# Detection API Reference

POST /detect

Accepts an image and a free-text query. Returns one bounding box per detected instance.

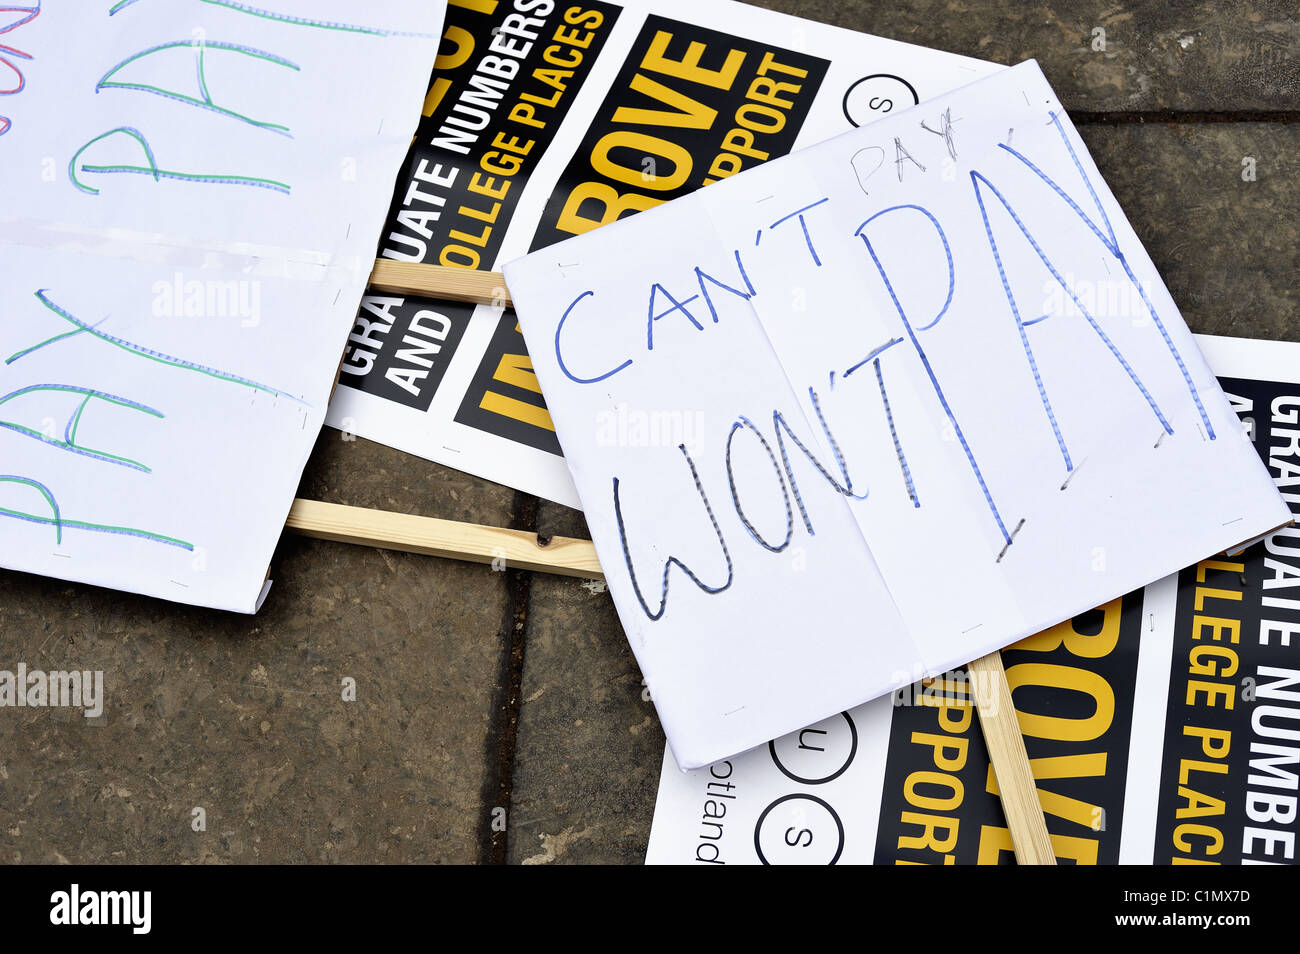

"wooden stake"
[348,261,1058,864]
[968,651,1056,864]
[369,259,510,307]
[285,498,600,577]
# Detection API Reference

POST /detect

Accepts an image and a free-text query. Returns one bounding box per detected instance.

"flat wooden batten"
[286,498,601,578]
[968,652,1057,865]
[368,259,511,307]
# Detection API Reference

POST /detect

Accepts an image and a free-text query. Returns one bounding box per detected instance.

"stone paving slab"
[750,0,1298,113]
[506,570,663,865]
[1078,122,1299,338]
[0,437,517,864]
[300,431,521,527]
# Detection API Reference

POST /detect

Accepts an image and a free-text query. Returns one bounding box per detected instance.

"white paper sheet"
[0,1,443,611]
[504,61,1292,769]
[323,0,1001,508]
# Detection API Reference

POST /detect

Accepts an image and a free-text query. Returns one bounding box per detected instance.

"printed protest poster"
[325,0,999,507]
[0,1,443,611]
[646,335,1300,864]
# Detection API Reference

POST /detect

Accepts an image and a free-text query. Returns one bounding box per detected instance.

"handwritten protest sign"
[0,1,441,611]
[504,61,1292,769]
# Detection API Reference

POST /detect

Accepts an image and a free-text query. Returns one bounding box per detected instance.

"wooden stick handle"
[369,259,510,307]
[967,651,1056,865]
[285,498,600,578]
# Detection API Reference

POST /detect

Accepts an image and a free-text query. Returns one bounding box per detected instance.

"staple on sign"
[995,519,1027,563]
[1059,458,1087,490]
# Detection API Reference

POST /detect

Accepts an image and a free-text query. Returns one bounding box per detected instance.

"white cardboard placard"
[504,61,1291,768]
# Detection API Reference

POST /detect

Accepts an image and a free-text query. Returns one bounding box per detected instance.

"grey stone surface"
[0,437,516,864]
[301,430,520,526]
[1077,122,1300,339]
[536,499,591,544]
[506,573,663,865]
[746,0,1299,112]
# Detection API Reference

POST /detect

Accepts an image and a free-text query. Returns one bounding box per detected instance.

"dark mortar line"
[1070,109,1300,125]
[478,489,538,865]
